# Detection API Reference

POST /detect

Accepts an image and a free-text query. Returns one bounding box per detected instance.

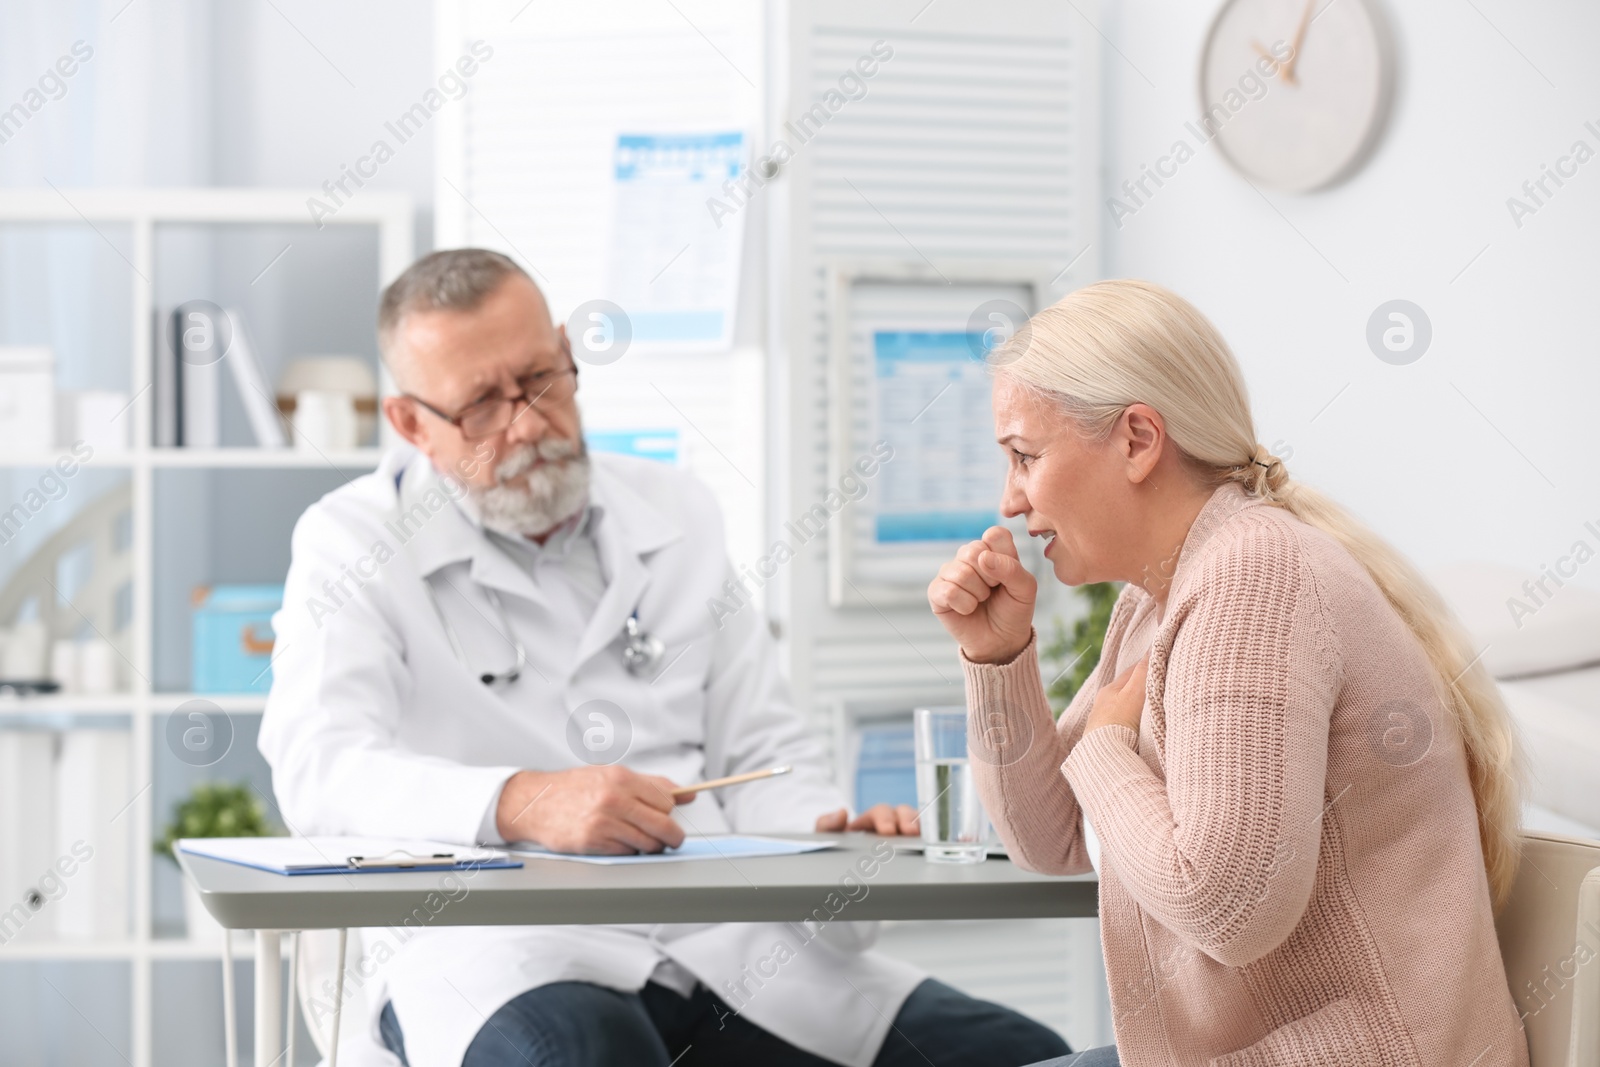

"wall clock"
[1199,0,1394,191]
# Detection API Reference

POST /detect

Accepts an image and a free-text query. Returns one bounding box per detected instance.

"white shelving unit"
[0,188,413,1067]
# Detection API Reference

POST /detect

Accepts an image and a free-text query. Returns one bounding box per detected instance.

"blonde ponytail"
[995,279,1524,908]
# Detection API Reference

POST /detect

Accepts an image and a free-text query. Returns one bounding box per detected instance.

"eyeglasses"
[405,365,578,441]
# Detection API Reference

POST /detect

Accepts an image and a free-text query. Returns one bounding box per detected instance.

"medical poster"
[603,131,747,353]
[872,331,1004,543]
[827,276,1037,604]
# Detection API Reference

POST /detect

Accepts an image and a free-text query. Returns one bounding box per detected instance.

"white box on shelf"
[56,390,131,453]
[54,728,131,940]
[0,346,56,453]
[2,619,50,680]
[0,729,60,945]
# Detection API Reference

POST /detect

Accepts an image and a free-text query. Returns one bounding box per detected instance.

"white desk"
[180,834,1098,1065]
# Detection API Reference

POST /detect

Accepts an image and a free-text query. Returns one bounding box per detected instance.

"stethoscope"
[398,466,667,685]
[424,578,666,686]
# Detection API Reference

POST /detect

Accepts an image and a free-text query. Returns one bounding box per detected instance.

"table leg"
[285,932,300,1067]
[329,928,348,1067]
[222,931,237,1067]
[255,930,282,1067]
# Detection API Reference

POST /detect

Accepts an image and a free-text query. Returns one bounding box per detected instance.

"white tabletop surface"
[177,833,1098,929]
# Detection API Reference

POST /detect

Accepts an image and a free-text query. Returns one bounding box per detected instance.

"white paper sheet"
[510,834,834,865]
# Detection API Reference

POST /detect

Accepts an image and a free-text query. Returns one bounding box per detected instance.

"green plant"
[154,781,278,861]
[1039,582,1121,717]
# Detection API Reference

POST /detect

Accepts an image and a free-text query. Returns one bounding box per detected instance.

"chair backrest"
[1496,831,1600,1067]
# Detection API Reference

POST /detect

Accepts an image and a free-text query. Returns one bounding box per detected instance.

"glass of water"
[913,706,989,863]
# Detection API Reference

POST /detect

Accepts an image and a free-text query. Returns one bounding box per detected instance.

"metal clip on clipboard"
[347,850,461,870]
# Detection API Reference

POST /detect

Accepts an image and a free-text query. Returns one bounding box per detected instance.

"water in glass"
[913,706,989,863]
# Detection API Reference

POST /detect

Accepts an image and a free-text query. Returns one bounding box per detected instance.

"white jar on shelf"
[293,389,360,452]
[49,639,80,692]
[277,355,378,447]
[78,639,119,695]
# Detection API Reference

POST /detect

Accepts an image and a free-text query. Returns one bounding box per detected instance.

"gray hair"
[377,248,534,368]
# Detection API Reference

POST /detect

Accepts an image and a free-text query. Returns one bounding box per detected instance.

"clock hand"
[1251,38,1293,83]
[1280,0,1317,83]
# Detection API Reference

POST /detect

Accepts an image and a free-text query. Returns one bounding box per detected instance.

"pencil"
[672,765,792,798]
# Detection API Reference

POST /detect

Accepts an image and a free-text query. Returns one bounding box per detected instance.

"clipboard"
[177,836,522,876]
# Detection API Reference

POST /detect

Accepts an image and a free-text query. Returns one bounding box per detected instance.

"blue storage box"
[191,584,283,694]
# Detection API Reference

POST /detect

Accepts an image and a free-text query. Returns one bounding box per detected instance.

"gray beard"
[475,438,591,538]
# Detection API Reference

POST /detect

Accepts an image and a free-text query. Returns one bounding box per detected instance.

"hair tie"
[1237,447,1288,500]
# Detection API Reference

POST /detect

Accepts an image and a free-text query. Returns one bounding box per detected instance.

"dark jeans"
[380,976,1071,1067]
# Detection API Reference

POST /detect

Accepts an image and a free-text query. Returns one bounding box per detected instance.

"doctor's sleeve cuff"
[426,763,523,847]
[475,772,516,846]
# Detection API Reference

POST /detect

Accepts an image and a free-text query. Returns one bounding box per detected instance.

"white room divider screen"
[773,0,1101,722]
[770,0,1108,1044]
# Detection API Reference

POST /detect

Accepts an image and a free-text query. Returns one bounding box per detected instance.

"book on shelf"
[154,307,179,448]
[224,310,287,447]
[157,304,287,448]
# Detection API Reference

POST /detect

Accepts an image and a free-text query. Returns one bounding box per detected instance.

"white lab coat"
[259,448,925,1067]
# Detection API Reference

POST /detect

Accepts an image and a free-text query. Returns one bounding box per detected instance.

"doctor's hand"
[815,804,919,836]
[928,526,1037,665]
[495,766,696,855]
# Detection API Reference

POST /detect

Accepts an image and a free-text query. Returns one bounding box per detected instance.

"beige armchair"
[1497,831,1600,1066]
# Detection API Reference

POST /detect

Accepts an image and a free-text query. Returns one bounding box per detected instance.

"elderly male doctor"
[259,250,1068,1067]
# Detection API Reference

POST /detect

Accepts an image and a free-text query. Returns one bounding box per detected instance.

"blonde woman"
[927,280,1527,1067]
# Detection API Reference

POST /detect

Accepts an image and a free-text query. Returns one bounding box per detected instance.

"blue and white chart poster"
[602,131,747,353]
[873,331,1005,543]
[585,428,681,465]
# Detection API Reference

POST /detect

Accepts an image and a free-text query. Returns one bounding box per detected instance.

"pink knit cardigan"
[964,483,1527,1067]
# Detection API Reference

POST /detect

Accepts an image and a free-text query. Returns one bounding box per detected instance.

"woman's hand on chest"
[1084,656,1148,738]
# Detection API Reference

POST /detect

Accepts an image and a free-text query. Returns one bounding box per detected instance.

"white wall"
[191,0,1600,596]
[1100,0,1600,588]
[9,0,1595,576]
[209,0,435,237]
